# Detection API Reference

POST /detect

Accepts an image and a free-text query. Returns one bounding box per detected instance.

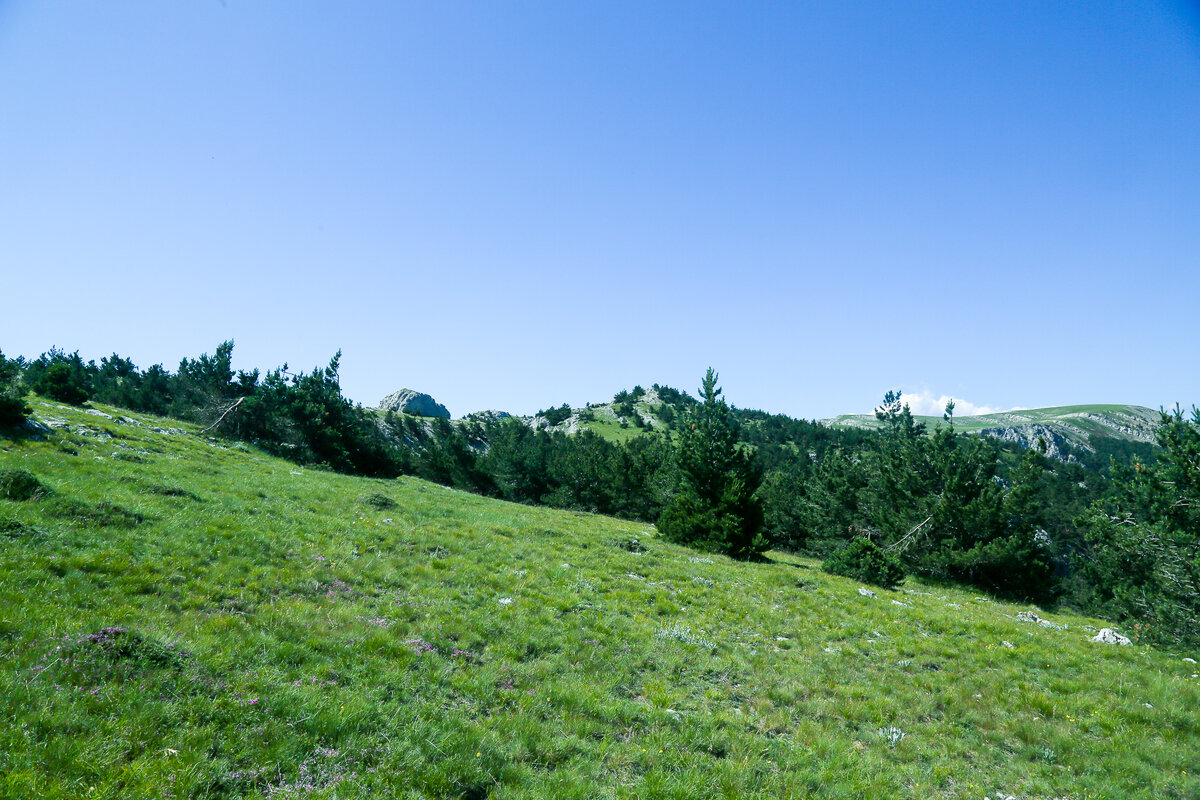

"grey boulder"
[379,389,450,419]
[1090,628,1132,645]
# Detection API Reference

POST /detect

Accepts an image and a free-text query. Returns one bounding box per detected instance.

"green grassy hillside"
[2,399,1197,799]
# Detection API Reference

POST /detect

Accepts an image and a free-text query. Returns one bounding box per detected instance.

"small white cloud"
[875,390,1011,417]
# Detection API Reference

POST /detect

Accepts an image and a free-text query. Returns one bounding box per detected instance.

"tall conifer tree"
[657,368,766,559]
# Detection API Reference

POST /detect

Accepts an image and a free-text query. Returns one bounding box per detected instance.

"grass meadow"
[1,399,1197,799]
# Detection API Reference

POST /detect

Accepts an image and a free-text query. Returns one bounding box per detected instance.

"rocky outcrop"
[530,408,588,434]
[977,423,1078,462]
[1078,409,1161,442]
[1015,610,1066,629]
[462,410,512,425]
[378,389,450,419]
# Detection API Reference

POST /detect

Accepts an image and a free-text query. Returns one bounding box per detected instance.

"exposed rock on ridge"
[977,423,1077,462]
[378,389,450,419]
[462,410,512,425]
[823,405,1162,463]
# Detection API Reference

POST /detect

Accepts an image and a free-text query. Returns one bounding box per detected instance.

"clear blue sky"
[2,1,1198,419]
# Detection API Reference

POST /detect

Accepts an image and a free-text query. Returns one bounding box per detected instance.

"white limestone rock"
[1090,628,1132,645]
[379,389,450,418]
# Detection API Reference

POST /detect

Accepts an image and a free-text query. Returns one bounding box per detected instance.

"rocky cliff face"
[976,423,1077,462]
[378,389,450,419]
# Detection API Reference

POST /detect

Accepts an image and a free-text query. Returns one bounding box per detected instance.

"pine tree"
[657,368,766,559]
[1075,405,1200,646]
[0,349,30,426]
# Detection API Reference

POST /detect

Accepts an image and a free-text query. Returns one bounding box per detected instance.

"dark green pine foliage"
[867,395,1053,600]
[798,393,1053,600]
[208,348,405,478]
[475,418,550,501]
[822,537,906,589]
[28,348,92,405]
[657,369,766,560]
[89,354,142,410]
[547,429,620,513]
[1074,406,1200,646]
[410,416,489,490]
[537,403,573,426]
[759,465,812,551]
[612,434,676,521]
[0,350,30,426]
[784,446,872,556]
[279,353,396,476]
[920,432,1053,600]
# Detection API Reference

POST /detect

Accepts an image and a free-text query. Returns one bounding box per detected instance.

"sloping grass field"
[1,399,1197,799]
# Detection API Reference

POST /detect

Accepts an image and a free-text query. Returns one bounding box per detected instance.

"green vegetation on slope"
[5,344,1195,647]
[2,399,1198,799]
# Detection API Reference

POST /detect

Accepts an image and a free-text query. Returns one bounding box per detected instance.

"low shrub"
[48,498,143,527]
[359,492,397,509]
[822,538,906,589]
[537,404,572,426]
[0,469,49,501]
[0,518,40,538]
[144,484,202,501]
[35,627,193,688]
[0,393,29,427]
[611,534,648,553]
[0,350,28,426]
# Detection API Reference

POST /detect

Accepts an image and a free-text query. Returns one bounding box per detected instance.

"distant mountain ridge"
[490,392,1163,457]
[513,395,1165,465]
[823,404,1162,461]
[380,385,1165,465]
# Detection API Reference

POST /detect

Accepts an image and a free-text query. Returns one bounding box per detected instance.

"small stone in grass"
[1091,628,1132,646]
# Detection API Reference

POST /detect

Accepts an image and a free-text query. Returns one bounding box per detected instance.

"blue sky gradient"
[2,1,1198,418]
